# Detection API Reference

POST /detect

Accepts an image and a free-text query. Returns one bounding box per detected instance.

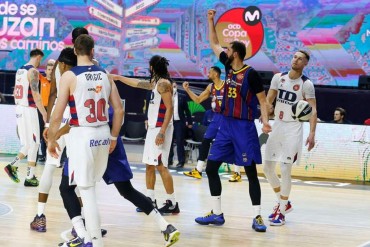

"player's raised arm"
[183,81,211,104]
[110,74,154,90]
[207,9,224,58]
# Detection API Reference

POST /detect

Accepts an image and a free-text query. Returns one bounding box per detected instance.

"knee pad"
[39,164,56,194]
[263,161,280,188]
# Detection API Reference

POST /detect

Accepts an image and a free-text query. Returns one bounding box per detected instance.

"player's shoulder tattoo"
[29,68,39,91]
[157,79,172,94]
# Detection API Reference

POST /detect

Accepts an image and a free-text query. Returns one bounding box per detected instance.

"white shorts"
[265,120,303,165]
[142,124,173,167]
[46,106,70,165]
[16,105,40,161]
[67,125,110,187]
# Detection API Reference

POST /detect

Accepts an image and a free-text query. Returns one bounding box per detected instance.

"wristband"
[44,123,50,128]
[110,135,118,141]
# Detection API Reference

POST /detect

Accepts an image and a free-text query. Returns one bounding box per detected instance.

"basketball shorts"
[204,113,223,140]
[103,136,133,184]
[67,125,110,187]
[265,120,303,165]
[142,124,173,167]
[16,105,40,162]
[208,117,262,166]
[64,137,133,184]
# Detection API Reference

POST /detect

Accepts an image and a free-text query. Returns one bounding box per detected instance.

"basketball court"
[0,145,369,247]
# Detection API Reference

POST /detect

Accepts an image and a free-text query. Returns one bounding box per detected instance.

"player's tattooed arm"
[29,68,47,122]
[137,80,155,90]
[30,69,40,92]
[111,74,154,90]
[157,80,172,94]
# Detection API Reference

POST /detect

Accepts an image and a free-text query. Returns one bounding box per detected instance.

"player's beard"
[225,55,234,68]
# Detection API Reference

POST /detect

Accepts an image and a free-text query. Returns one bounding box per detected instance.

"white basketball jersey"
[14,65,36,107]
[271,72,315,122]
[147,81,172,128]
[68,65,111,127]
[55,63,61,97]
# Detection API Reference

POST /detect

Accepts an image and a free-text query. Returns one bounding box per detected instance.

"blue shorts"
[204,113,223,140]
[208,117,262,166]
[63,137,133,184]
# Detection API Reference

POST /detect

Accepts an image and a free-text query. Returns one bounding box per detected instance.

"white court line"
[0,202,13,217]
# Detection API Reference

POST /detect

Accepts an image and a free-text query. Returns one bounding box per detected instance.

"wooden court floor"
[0,159,370,247]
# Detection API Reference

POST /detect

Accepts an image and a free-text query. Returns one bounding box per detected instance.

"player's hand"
[48,140,61,158]
[109,140,117,154]
[183,81,189,91]
[43,127,49,142]
[155,132,165,146]
[305,133,315,151]
[207,9,216,21]
[262,122,272,134]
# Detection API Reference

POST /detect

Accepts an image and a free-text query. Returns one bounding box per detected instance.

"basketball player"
[263,50,317,226]
[57,106,180,247]
[195,9,271,232]
[30,47,77,232]
[48,34,123,247]
[112,55,180,215]
[30,27,89,233]
[4,48,47,186]
[182,66,225,179]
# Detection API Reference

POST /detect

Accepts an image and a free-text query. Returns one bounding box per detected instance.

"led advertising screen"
[0,0,369,87]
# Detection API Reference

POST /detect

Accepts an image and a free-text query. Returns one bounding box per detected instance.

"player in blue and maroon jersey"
[195,9,272,232]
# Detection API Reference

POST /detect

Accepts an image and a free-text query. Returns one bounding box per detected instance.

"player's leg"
[270,162,293,226]
[24,107,41,186]
[156,163,179,214]
[183,137,212,178]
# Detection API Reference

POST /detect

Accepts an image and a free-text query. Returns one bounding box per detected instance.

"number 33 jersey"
[69,65,111,127]
[270,72,315,122]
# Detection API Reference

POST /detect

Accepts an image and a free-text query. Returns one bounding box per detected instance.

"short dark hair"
[230,41,246,60]
[58,47,77,67]
[30,48,44,57]
[74,34,94,56]
[72,27,89,44]
[298,50,310,61]
[210,66,221,76]
[335,107,346,117]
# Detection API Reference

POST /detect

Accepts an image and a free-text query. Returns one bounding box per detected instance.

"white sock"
[275,191,281,202]
[147,189,155,202]
[81,206,85,219]
[196,160,206,173]
[280,199,288,215]
[211,196,222,215]
[167,192,176,205]
[149,208,168,231]
[71,216,87,240]
[253,205,261,217]
[27,166,35,179]
[37,202,46,216]
[9,156,20,166]
[234,165,241,174]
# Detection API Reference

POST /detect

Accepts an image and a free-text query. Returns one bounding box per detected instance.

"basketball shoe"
[268,201,293,221]
[270,213,285,226]
[136,197,158,213]
[229,172,242,182]
[58,236,84,247]
[162,224,180,247]
[252,215,267,232]
[183,168,202,179]
[195,211,225,225]
[30,214,46,232]
[158,200,180,215]
[24,175,39,187]
[4,164,20,183]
